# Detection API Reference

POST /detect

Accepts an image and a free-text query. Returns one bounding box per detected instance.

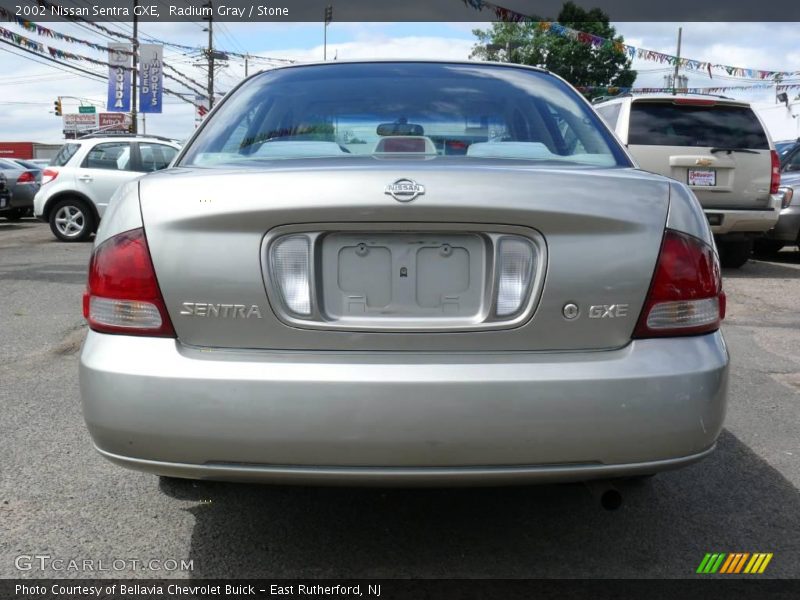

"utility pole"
[244,53,249,77]
[131,0,139,133]
[672,26,682,96]
[205,1,214,108]
[324,5,332,60]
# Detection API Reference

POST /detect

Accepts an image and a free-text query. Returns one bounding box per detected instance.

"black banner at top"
[1,0,800,22]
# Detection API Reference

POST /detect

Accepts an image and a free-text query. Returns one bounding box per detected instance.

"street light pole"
[131,0,139,133]
[324,5,333,60]
[206,2,215,108]
[672,27,682,96]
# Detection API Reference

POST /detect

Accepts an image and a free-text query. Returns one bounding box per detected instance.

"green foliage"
[470,1,636,99]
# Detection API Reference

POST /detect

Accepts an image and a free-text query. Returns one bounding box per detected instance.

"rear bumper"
[706,197,780,235]
[80,331,729,484]
[765,206,800,243]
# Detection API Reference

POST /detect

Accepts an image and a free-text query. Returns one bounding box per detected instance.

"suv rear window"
[629,102,769,149]
[181,63,629,168]
[51,143,81,167]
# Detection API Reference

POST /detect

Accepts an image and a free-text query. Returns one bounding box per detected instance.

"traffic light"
[54,98,62,116]
[324,5,333,25]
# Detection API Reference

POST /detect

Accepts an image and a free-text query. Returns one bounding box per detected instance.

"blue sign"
[106,44,132,112]
[139,44,163,114]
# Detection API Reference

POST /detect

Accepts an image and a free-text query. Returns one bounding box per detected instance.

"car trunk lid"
[140,159,670,352]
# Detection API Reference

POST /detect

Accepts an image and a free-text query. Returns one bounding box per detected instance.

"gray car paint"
[80,61,729,483]
[81,330,727,478]
[138,161,670,352]
[0,158,40,210]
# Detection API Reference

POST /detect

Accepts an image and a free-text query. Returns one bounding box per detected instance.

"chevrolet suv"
[33,135,180,241]
[595,95,781,268]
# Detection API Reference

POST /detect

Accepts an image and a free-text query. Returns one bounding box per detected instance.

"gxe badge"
[385,178,425,202]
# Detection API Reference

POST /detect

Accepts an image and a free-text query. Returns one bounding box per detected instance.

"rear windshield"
[629,102,769,149]
[181,63,628,168]
[51,143,81,167]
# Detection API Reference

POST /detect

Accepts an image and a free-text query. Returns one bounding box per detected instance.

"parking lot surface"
[1,219,799,579]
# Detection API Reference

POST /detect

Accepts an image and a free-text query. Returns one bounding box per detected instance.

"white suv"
[34,135,181,241]
[594,94,781,268]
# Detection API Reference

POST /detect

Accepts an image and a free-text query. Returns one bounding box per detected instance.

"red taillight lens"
[82,228,175,337]
[633,230,724,339]
[41,168,58,185]
[770,150,781,194]
[17,171,35,184]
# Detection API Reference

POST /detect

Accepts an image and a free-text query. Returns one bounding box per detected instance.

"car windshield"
[181,63,628,168]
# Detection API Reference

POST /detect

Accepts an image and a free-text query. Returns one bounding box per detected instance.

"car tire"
[49,198,95,242]
[752,240,784,257]
[4,208,25,221]
[719,240,752,269]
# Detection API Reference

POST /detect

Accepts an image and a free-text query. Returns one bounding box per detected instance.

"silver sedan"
[79,61,729,487]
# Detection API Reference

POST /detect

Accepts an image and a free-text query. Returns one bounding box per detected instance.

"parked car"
[80,61,729,489]
[0,157,41,220]
[0,172,11,217]
[33,135,181,241]
[775,139,799,158]
[26,158,51,168]
[595,94,782,268]
[755,142,800,254]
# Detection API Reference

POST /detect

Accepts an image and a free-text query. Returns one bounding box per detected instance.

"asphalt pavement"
[1,219,798,579]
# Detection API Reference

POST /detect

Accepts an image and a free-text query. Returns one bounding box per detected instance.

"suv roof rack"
[77,132,178,143]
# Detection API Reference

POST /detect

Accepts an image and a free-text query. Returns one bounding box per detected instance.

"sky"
[1,20,799,143]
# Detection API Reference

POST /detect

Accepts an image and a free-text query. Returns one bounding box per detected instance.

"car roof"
[596,93,750,108]
[253,59,551,76]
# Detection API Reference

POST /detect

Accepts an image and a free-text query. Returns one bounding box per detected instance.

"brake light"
[17,171,35,184]
[770,150,781,194]
[672,98,717,106]
[82,228,175,337]
[633,230,725,338]
[41,168,58,185]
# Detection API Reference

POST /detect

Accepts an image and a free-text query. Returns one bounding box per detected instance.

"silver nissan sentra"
[79,61,729,486]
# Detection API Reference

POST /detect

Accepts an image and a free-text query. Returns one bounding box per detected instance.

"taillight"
[17,171,35,184]
[41,168,58,185]
[770,150,781,194]
[82,228,175,337]
[633,230,725,339]
[780,187,794,209]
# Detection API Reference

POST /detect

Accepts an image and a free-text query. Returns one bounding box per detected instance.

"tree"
[470,1,636,99]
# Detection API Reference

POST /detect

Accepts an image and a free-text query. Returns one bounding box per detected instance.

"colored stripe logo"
[697,553,773,574]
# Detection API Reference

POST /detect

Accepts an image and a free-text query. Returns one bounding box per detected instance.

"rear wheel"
[753,239,784,257]
[49,198,95,242]
[719,239,752,269]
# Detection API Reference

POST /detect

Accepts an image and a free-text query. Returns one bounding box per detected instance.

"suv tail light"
[82,228,175,337]
[633,230,725,339]
[770,150,781,194]
[17,171,35,184]
[41,168,58,185]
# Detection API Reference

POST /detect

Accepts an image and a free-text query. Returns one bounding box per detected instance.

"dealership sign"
[139,44,163,113]
[107,43,132,112]
[63,113,132,135]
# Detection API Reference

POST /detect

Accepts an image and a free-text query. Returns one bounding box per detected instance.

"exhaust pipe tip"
[584,480,623,511]
[600,488,623,511]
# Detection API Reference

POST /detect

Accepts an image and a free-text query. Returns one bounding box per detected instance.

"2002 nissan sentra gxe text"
[79,61,729,486]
